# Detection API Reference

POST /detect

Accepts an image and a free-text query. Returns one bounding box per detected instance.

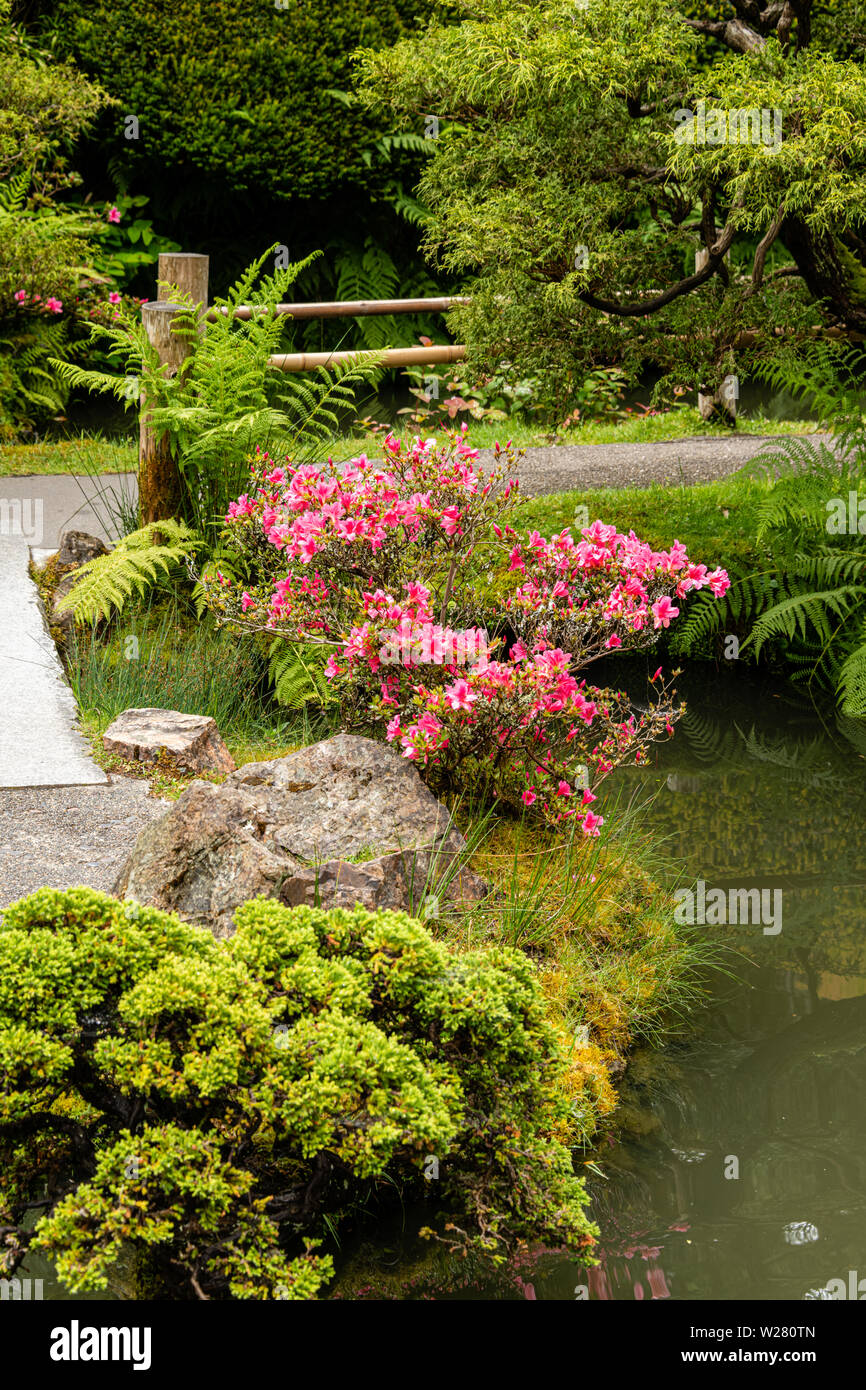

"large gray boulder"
[113,733,488,936]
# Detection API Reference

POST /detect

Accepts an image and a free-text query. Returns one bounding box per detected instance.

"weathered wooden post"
[157,252,209,313]
[138,254,209,523]
[139,303,188,524]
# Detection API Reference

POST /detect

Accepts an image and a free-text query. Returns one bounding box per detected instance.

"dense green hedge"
[40,0,433,203]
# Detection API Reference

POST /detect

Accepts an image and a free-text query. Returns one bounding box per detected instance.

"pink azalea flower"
[556,780,572,797]
[240,591,255,611]
[45,297,63,314]
[522,789,537,807]
[604,633,622,650]
[107,206,121,224]
[108,291,122,305]
[651,596,679,629]
[444,678,476,712]
[13,290,27,304]
[582,810,604,836]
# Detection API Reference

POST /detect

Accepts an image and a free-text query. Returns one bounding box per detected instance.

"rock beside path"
[113,733,489,936]
[103,708,237,775]
[56,530,109,570]
[46,530,110,643]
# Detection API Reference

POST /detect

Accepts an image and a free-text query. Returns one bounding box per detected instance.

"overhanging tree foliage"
[356,0,866,417]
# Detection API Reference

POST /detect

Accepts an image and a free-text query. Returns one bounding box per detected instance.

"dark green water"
[333,671,866,1301]
[508,674,866,1302]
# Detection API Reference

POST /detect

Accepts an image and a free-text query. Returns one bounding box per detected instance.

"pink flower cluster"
[13,291,62,314]
[234,433,493,564]
[507,522,729,653]
[203,431,729,829]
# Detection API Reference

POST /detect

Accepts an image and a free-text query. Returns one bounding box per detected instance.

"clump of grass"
[424,791,729,1145]
[67,597,335,755]
[450,790,721,1052]
[0,431,137,478]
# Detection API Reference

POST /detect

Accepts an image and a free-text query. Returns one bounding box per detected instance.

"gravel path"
[479,431,831,497]
[0,779,168,913]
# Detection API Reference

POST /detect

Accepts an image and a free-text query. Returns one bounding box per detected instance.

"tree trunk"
[782,216,866,333]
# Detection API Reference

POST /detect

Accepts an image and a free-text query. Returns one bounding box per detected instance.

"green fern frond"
[56,520,199,624]
[744,582,866,657]
[838,618,866,717]
[268,641,338,711]
[0,169,32,215]
[670,570,780,658]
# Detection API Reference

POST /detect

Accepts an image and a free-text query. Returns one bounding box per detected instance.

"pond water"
[332,668,866,1301]
[496,670,866,1302]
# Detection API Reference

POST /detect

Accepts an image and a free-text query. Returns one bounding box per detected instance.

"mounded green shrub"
[0,887,596,1299]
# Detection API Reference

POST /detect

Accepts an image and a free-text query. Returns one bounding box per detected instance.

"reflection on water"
[562,672,866,1302]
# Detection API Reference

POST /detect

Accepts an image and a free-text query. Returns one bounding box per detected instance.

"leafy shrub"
[202,429,730,824]
[0,5,111,433]
[0,888,597,1299]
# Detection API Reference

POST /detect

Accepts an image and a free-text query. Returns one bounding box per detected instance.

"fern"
[837,617,866,717]
[56,520,199,624]
[752,341,866,451]
[671,570,780,659]
[268,640,337,711]
[693,355,866,711]
[50,246,383,541]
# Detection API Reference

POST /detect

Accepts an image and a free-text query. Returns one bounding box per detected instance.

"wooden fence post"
[157,252,209,312]
[139,303,189,524]
[138,255,209,523]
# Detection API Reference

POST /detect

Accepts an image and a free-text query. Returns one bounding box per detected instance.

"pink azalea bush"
[202,429,730,831]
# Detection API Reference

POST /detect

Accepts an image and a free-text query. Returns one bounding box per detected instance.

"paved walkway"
[0,540,107,788]
[0,472,132,548]
[0,472,136,788]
